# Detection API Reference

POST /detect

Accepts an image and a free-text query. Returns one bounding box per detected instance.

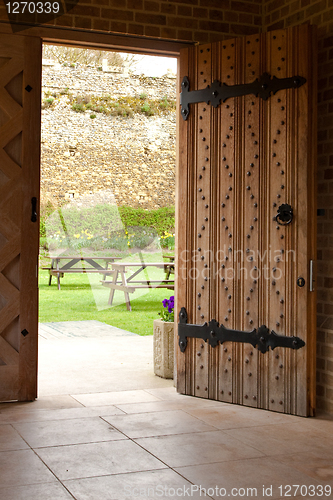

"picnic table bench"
[42,256,121,290]
[101,261,175,311]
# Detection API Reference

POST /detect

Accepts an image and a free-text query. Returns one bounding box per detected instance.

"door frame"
[0,23,317,407]
[0,21,188,399]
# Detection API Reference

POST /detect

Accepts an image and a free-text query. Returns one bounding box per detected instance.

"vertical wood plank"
[267,28,288,414]
[241,33,262,408]
[293,24,317,416]
[19,36,42,401]
[194,43,212,399]
[176,47,191,395]
[217,38,237,404]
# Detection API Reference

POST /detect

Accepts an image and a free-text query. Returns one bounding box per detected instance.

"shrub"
[42,204,175,251]
[42,97,55,109]
[72,102,85,112]
[118,206,175,235]
[159,232,175,250]
[68,94,176,118]
[141,102,153,116]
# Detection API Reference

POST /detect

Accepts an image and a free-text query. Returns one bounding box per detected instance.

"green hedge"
[43,204,175,240]
[118,206,175,235]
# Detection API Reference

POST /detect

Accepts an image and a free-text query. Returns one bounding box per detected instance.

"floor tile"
[135,430,264,468]
[144,387,229,405]
[115,397,230,415]
[36,439,167,480]
[64,469,209,500]
[103,409,217,438]
[0,449,57,488]
[0,483,73,500]
[183,404,300,430]
[224,422,333,456]
[143,387,190,400]
[72,390,161,407]
[13,417,127,448]
[294,414,333,436]
[175,457,324,500]
[0,395,82,413]
[0,405,125,424]
[276,451,333,484]
[0,424,29,452]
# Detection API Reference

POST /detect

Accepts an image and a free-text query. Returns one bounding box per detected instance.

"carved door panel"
[176,25,317,416]
[0,34,41,401]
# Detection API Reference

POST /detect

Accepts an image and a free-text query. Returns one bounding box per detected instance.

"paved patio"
[0,321,332,499]
[38,320,173,396]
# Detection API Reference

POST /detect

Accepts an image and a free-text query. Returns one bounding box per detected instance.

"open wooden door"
[0,34,41,401]
[176,25,317,417]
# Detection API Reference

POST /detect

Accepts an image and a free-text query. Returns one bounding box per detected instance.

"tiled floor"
[0,323,333,499]
[1,387,333,499]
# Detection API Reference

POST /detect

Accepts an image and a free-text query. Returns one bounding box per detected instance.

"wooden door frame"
[0,24,317,408]
[0,22,188,398]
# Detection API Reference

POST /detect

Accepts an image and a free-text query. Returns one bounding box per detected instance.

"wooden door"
[0,34,41,401]
[176,25,317,417]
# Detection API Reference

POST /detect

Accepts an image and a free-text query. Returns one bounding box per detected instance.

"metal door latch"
[31,197,37,222]
[276,204,293,226]
[309,260,315,292]
[180,72,306,120]
[178,308,305,354]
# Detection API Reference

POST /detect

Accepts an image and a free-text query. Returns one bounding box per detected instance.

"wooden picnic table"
[162,255,175,279]
[43,256,121,290]
[102,261,175,311]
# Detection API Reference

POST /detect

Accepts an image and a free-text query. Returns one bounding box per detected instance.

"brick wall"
[264,0,333,414]
[0,0,262,42]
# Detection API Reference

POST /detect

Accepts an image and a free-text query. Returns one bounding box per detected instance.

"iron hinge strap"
[180,72,306,120]
[178,307,305,354]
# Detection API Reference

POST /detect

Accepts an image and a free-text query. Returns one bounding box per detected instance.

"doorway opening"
[38,43,177,397]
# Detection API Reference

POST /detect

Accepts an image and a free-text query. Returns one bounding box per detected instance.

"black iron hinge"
[180,72,306,120]
[178,307,305,354]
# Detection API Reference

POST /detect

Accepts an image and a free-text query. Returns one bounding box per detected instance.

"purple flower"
[168,305,173,313]
[162,299,169,308]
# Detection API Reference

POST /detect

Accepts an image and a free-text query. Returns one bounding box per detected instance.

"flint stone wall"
[41,64,176,210]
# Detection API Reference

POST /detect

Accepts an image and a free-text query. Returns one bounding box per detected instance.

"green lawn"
[38,265,174,336]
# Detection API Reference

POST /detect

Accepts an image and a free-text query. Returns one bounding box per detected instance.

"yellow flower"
[74,234,80,238]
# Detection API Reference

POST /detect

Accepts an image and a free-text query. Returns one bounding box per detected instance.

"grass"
[38,264,174,336]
